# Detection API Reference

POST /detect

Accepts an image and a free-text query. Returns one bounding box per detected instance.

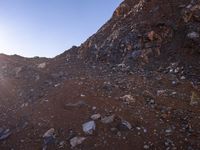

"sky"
[0,0,122,58]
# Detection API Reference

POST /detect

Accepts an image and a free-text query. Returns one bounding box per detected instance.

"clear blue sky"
[0,0,122,57]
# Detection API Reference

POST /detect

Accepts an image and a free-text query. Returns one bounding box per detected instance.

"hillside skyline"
[0,0,122,57]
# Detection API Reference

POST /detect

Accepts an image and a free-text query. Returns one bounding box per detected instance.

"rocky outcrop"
[76,0,200,66]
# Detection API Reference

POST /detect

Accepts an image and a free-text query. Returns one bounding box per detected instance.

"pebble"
[92,106,97,110]
[144,145,150,149]
[121,95,135,104]
[91,114,101,120]
[58,141,65,148]
[43,128,55,145]
[0,128,12,140]
[37,62,46,69]
[117,120,132,131]
[187,32,199,39]
[180,76,186,80]
[70,137,86,148]
[101,115,115,124]
[82,121,96,134]
[190,91,200,106]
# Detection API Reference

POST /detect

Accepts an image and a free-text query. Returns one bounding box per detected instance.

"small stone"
[101,115,115,124]
[91,114,101,120]
[117,131,122,137]
[92,106,97,110]
[70,137,86,148]
[82,121,96,134]
[174,68,179,73]
[172,81,177,85]
[0,128,12,140]
[171,92,177,95]
[117,120,132,131]
[38,62,46,69]
[190,91,200,106]
[59,141,65,148]
[21,103,28,108]
[136,127,141,130]
[120,95,135,104]
[144,145,150,149]
[43,128,55,138]
[180,76,186,80]
[54,83,60,87]
[187,32,199,39]
[165,128,172,135]
[147,31,155,41]
[80,94,85,97]
[143,128,147,133]
[43,128,55,145]
[157,90,167,96]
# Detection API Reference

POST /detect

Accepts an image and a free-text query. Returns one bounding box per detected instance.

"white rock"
[92,106,97,110]
[80,94,85,97]
[180,76,186,80]
[157,90,167,96]
[91,114,101,120]
[172,81,177,85]
[82,121,96,134]
[174,68,179,73]
[121,120,132,130]
[54,83,60,87]
[171,92,177,95]
[187,32,199,39]
[165,128,172,133]
[58,141,65,148]
[121,95,135,104]
[43,128,55,138]
[117,63,126,67]
[70,137,86,148]
[144,145,150,149]
[169,69,173,73]
[21,103,28,108]
[38,62,46,69]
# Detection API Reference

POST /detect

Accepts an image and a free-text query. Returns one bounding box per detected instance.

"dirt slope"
[0,0,200,150]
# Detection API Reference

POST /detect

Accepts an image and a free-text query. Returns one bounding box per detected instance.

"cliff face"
[76,0,200,65]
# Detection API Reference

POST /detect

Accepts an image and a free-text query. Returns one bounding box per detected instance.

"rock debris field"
[0,0,200,149]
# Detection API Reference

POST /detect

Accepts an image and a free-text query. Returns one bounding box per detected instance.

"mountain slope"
[0,0,200,150]
[77,0,199,64]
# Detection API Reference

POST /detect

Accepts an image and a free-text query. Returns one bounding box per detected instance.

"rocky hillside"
[78,0,200,63]
[0,0,200,150]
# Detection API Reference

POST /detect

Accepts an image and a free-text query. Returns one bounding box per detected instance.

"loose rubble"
[0,0,199,149]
